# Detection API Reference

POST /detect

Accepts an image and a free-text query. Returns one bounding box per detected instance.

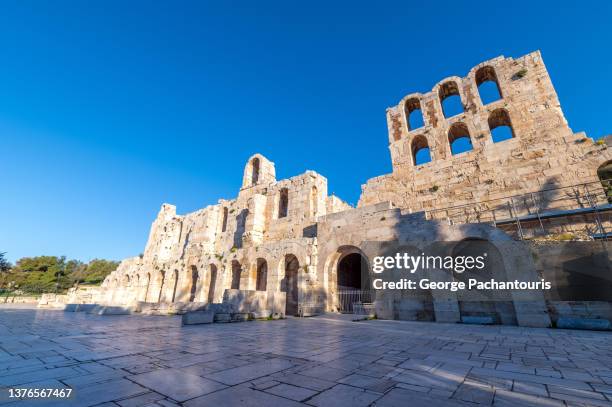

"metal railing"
[337,289,373,313]
[424,180,611,240]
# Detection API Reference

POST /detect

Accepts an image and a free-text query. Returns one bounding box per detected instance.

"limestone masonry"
[45,51,612,327]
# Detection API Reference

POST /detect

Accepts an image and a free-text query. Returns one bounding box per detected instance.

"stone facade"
[93,51,610,327]
[359,51,611,213]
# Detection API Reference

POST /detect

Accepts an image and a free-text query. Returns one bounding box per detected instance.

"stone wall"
[93,51,610,328]
[359,51,611,214]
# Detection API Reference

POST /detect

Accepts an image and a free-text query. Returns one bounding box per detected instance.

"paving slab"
[183,385,304,407]
[128,368,227,402]
[0,305,611,407]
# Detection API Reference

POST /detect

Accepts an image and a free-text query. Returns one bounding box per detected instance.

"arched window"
[448,122,473,155]
[278,188,288,218]
[231,260,241,289]
[404,98,424,131]
[255,258,267,291]
[488,108,515,143]
[475,66,502,105]
[251,158,260,185]
[439,81,464,118]
[411,135,432,166]
[221,207,228,232]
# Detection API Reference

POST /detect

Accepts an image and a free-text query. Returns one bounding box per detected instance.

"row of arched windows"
[403,66,503,134]
[412,108,514,166]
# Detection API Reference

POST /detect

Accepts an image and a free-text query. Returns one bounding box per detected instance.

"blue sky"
[1,1,611,263]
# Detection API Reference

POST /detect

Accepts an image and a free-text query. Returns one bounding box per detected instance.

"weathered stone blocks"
[182,311,214,325]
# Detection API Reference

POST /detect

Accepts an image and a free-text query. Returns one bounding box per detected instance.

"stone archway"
[143,273,151,302]
[282,254,300,316]
[157,270,166,303]
[255,258,267,291]
[326,246,372,313]
[452,238,517,325]
[170,270,179,303]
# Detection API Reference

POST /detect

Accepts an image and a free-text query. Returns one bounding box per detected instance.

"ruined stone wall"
[359,51,611,213]
[101,153,350,310]
[96,51,610,326]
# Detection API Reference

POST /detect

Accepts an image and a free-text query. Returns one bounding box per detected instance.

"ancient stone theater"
[53,51,611,327]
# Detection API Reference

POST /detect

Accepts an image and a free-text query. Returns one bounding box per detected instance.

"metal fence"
[337,289,373,313]
[424,180,611,240]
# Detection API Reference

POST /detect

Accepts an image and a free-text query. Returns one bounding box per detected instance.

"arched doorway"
[157,270,166,303]
[282,254,299,316]
[143,273,151,302]
[453,238,517,325]
[170,270,179,302]
[208,264,217,303]
[333,247,372,313]
[189,266,198,302]
[255,258,267,291]
[231,261,241,289]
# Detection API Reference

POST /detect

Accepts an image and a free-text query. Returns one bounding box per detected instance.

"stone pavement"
[0,305,611,406]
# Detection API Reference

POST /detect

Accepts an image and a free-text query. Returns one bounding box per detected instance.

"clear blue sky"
[1,1,610,263]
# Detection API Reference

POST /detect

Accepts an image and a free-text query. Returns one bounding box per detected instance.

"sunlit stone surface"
[1,305,611,406]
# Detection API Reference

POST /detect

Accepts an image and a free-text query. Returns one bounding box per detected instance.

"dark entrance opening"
[283,254,299,316]
[231,261,241,290]
[336,252,371,313]
[189,266,198,302]
[208,264,217,303]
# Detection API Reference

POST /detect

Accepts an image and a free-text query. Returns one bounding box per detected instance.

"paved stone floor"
[0,305,611,406]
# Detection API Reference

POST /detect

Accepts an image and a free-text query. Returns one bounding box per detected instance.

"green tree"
[4,255,118,294]
[81,259,119,284]
[0,252,11,272]
[0,252,12,292]
[11,256,69,293]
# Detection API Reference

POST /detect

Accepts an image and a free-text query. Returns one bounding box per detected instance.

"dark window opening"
[208,264,217,303]
[278,188,288,218]
[189,266,198,302]
[404,98,424,131]
[476,66,502,105]
[256,258,267,291]
[411,135,432,166]
[439,81,464,118]
[221,207,228,232]
[448,122,473,155]
[231,261,241,289]
[488,108,515,143]
[251,158,260,185]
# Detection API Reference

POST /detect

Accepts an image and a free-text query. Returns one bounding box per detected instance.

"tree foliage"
[0,253,118,294]
[0,252,11,273]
